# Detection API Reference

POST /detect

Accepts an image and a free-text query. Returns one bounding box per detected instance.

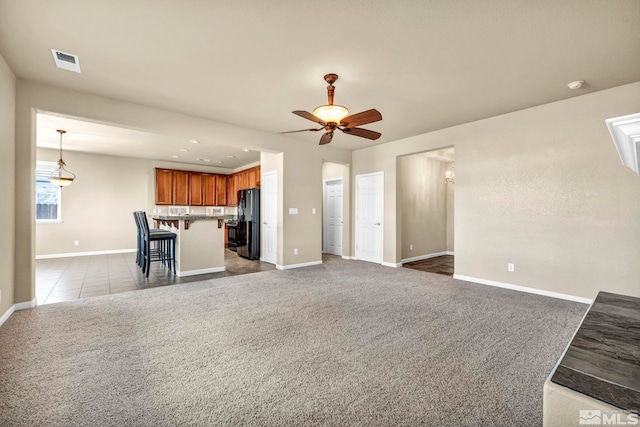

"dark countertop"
[551,291,640,413]
[153,215,235,221]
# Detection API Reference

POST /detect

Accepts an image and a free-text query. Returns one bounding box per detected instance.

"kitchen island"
[152,215,234,277]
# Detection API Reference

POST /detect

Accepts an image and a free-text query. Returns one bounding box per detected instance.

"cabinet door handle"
[374,222,381,225]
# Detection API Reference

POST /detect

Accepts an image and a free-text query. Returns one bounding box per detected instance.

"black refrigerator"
[237,188,260,260]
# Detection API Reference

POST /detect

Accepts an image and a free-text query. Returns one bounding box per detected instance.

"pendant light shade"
[445,165,455,184]
[49,129,76,187]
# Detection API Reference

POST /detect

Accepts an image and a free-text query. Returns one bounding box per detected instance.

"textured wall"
[0,53,16,316]
[399,155,448,260]
[354,82,640,299]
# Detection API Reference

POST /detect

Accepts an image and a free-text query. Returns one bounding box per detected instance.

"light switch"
[289,208,298,215]
[312,208,316,214]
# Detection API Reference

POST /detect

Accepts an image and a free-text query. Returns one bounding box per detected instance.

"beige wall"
[0,53,16,315]
[399,155,449,260]
[15,80,351,302]
[322,161,351,257]
[353,82,640,300]
[446,162,454,252]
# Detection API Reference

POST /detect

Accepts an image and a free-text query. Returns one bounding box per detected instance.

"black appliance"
[226,220,239,252]
[237,188,260,260]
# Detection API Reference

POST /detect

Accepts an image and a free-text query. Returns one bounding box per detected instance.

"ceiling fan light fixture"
[312,105,349,124]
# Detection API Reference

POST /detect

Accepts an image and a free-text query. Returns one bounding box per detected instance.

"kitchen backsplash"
[152,206,238,216]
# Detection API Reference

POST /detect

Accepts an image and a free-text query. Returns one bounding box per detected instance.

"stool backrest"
[137,211,151,237]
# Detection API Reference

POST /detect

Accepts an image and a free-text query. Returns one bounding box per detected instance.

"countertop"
[551,291,640,413]
[152,215,235,221]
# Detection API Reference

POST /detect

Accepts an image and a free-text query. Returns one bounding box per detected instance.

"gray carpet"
[0,256,586,426]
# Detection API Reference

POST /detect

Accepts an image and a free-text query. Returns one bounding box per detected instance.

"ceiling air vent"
[51,49,81,73]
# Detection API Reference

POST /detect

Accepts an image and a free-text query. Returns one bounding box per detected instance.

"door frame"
[260,170,278,265]
[355,171,384,264]
[323,177,343,255]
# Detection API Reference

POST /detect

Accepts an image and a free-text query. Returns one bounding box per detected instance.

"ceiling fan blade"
[340,127,382,140]
[292,110,323,124]
[319,132,333,145]
[340,109,382,128]
[280,128,323,134]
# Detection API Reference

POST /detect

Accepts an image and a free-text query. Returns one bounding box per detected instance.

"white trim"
[606,112,640,173]
[176,266,225,277]
[401,251,449,264]
[36,248,136,259]
[381,261,402,268]
[0,298,37,329]
[453,274,593,304]
[446,251,455,256]
[232,161,261,174]
[276,260,322,270]
[323,177,344,256]
[342,256,354,260]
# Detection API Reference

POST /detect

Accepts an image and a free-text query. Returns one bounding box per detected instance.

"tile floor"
[36,249,276,305]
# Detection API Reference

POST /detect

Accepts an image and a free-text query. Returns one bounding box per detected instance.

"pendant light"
[49,129,76,187]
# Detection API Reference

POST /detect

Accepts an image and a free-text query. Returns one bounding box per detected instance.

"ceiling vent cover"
[51,49,81,73]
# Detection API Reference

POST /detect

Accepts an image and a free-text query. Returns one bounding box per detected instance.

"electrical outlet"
[410,244,413,251]
[294,248,298,255]
[508,263,515,272]
[74,240,79,246]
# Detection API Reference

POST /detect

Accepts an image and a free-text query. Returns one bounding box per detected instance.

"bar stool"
[133,211,177,277]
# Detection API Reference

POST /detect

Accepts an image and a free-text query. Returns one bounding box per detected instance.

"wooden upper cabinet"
[215,175,227,206]
[227,174,238,206]
[248,166,259,189]
[189,172,205,206]
[155,169,173,205]
[172,170,190,206]
[203,174,216,206]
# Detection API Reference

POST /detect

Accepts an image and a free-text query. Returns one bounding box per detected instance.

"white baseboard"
[0,298,37,328]
[446,251,455,256]
[36,249,136,259]
[276,260,322,270]
[401,251,452,264]
[381,262,402,268]
[176,266,225,277]
[453,274,593,304]
[342,256,354,260]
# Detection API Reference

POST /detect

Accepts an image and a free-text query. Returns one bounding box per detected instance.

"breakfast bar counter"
[152,215,233,276]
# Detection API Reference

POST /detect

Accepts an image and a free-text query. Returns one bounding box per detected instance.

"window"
[36,161,62,221]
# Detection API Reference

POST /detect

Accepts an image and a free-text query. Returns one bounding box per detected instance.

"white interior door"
[261,171,277,265]
[355,172,383,263]
[323,179,343,256]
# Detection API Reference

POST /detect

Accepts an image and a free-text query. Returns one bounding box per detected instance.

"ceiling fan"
[283,74,382,145]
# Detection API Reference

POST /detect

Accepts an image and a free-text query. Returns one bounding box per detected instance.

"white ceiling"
[36,113,261,169]
[1,0,639,157]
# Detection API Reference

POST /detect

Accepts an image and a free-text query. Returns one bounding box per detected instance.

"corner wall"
[353,82,640,300]
[0,53,16,317]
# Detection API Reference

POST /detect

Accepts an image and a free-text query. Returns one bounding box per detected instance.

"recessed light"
[172,155,180,159]
[197,158,211,162]
[227,155,236,159]
[216,161,224,164]
[191,140,200,144]
[179,149,189,152]
[243,148,249,152]
[567,80,584,90]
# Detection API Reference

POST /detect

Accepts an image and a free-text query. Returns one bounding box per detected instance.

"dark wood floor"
[36,249,275,305]
[403,255,454,276]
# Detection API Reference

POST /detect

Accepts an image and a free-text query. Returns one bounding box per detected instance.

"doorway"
[355,172,384,264]
[323,178,343,256]
[261,170,278,265]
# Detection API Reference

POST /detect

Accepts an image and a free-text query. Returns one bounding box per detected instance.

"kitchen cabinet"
[203,174,217,206]
[215,175,227,206]
[155,166,260,207]
[189,173,204,206]
[172,170,190,206]
[155,169,173,205]
[227,174,238,206]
